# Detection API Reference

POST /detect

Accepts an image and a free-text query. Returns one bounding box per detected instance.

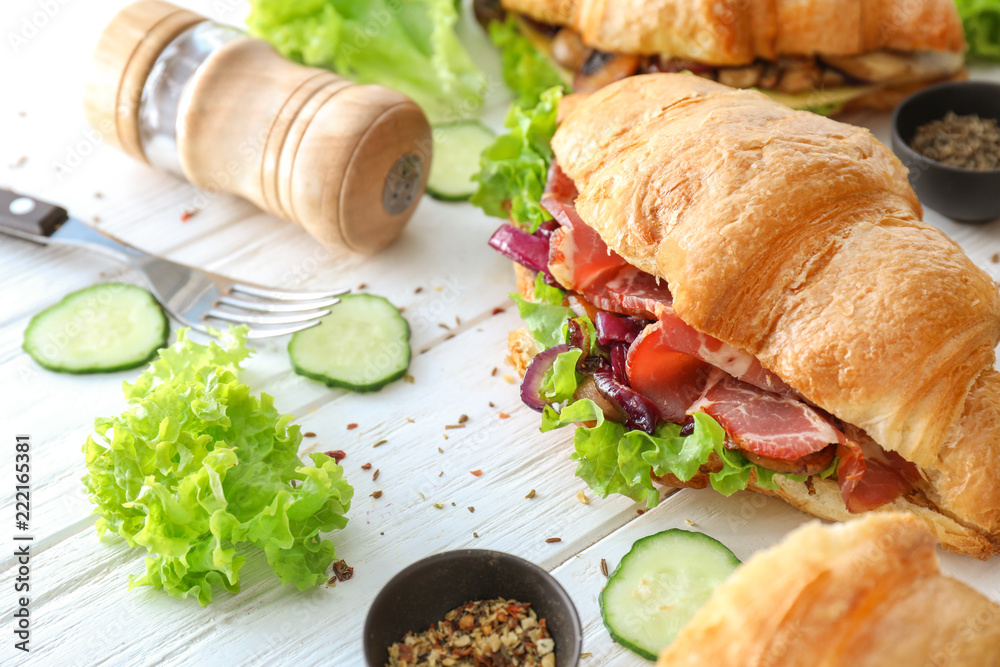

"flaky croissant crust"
[549,74,1000,545]
[657,514,1000,666]
[501,0,965,65]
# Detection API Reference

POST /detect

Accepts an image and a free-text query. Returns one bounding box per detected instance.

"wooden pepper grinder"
[83,0,431,253]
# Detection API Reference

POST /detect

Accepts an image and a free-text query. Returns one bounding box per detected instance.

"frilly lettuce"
[957,0,1000,60]
[488,15,569,108]
[471,87,562,231]
[246,0,487,122]
[82,328,354,605]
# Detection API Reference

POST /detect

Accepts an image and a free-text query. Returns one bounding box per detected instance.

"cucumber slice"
[427,121,496,201]
[23,283,168,374]
[288,294,410,393]
[600,529,740,661]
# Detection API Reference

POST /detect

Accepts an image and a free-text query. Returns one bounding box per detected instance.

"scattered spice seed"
[371,490,383,499]
[445,423,466,430]
[492,307,505,315]
[92,216,101,223]
[9,156,27,168]
[458,414,469,424]
[347,423,358,430]
[581,652,593,659]
[545,537,562,543]
[503,374,517,384]
[180,208,200,222]
[330,559,354,582]
[433,502,445,509]
[525,489,536,499]
[600,558,609,578]
[94,192,103,199]
[405,417,415,423]
[304,431,317,437]
[438,447,444,453]
[470,469,483,477]
[438,323,450,330]
[414,286,423,294]
[637,509,645,515]
[372,468,380,482]
[373,439,387,448]
[403,374,415,384]
[451,502,456,506]
[468,506,475,513]
[685,519,696,527]
[439,471,444,477]
[993,253,999,264]
[443,434,449,440]
[361,463,372,470]
[498,412,510,419]
[489,401,496,408]
[357,282,366,290]
[473,532,479,538]
[455,315,461,325]
[435,286,443,291]
[491,367,498,377]
[324,450,347,463]
[577,490,590,505]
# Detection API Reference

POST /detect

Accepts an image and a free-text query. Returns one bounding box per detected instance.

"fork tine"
[203,308,332,325]
[244,320,323,339]
[230,284,349,301]
[216,295,341,312]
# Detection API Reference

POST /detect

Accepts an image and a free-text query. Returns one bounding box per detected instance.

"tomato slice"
[626,322,712,423]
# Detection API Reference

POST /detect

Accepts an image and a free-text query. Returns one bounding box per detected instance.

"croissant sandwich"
[483,0,966,112]
[658,513,1000,666]
[473,74,1000,559]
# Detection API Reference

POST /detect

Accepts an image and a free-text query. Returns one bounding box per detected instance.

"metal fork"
[0,190,347,338]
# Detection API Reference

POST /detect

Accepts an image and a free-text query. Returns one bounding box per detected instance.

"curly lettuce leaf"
[83,328,354,605]
[471,87,562,230]
[957,0,1000,60]
[510,273,575,349]
[246,0,487,122]
[488,16,569,108]
[543,393,786,507]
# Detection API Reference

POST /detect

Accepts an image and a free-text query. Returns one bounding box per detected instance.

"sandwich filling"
[491,161,923,513]
[491,8,964,111]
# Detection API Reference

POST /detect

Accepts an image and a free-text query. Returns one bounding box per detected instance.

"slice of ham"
[689,370,838,461]
[836,431,916,513]
[543,165,672,318]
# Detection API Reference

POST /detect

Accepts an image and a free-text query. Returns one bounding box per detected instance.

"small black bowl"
[363,549,582,666]
[891,80,1000,224]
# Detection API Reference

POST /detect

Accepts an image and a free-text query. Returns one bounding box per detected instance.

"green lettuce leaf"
[246,0,487,122]
[83,328,354,605]
[510,273,576,349]
[540,348,584,403]
[488,16,569,108]
[957,0,1000,60]
[545,395,788,507]
[471,87,562,231]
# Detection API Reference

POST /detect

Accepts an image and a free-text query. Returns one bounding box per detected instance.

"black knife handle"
[0,189,69,238]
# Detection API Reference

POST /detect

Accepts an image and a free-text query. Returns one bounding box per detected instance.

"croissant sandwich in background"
[482,0,966,112]
[658,513,1000,666]
[471,73,1000,559]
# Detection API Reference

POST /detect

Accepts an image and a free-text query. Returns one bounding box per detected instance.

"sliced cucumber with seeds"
[427,121,496,201]
[289,294,410,393]
[600,529,740,661]
[23,283,168,374]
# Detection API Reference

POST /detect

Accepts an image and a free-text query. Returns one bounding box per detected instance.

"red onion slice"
[489,225,554,281]
[520,344,572,412]
[596,311,649,346]
[592,369,661,435]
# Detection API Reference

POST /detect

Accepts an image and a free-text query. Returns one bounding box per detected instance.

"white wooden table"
[2,2,999,665]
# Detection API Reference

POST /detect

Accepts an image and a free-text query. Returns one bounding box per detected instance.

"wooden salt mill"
[83,0,431,253]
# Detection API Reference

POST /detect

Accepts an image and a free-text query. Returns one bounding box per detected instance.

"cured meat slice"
[626,324,712,423]
[836,432,915,513]
[689,371,838,461]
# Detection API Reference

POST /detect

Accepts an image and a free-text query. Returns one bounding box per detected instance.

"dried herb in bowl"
[386,598,556,667]
[910,111,1000,170]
